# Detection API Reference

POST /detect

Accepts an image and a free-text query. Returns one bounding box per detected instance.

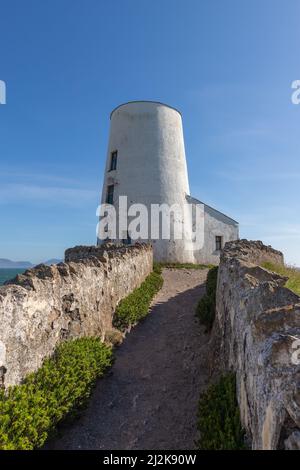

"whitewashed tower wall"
[99,101,195,262]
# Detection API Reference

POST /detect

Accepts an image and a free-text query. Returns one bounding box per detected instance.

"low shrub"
[197,373,246,450]
[196,266,218,331]
[0,337,113,450]
[153,263,163,275]
[113,265,163,331]
[262,261,300,296]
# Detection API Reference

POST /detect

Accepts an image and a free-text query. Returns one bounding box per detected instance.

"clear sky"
[0,0,299,264]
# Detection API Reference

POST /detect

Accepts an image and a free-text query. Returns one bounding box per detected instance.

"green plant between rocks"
[262,261,300,296]
[197,373,246,450]
[196,266,218,332]
[113,264,163,331]
[0,337,113,450]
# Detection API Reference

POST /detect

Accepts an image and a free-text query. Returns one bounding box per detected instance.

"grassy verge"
[158,262,214,270]
[197,373,246,450]
[196,266,218,332]
[262,262,300,296]
[113,264,164,331]
[0,338,113,450]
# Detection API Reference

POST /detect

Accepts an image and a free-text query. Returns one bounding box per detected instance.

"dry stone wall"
[211,239,300,449]
[0,243,153,388]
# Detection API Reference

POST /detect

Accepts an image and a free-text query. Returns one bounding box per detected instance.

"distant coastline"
[0,259,63,285]
[0,259,33,269]
[0,258,62,269]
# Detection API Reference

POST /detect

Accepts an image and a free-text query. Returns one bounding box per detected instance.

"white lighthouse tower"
[99,101,195,262]
[98,100,239,264]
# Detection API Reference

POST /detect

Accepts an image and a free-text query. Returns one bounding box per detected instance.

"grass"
[196,266,218,332]
[262,262,300,296]
[113,263,163,331]
[0,337,113,450]
[197,373,246,450]
[158,262,214,270]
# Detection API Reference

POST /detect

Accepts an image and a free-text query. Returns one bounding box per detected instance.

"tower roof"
[110,101,182,119]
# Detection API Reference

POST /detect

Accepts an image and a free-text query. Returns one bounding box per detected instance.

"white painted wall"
[100,101,194,262]
[195,204,239,264]
[99,100,239,264]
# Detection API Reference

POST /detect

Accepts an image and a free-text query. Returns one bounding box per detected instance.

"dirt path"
[47,268,210,450]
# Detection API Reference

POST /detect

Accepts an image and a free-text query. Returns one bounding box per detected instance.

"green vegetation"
[0,337,113,450]
[197,373,246,450]
[0,263,164,450]
[158,262,214,270]
[113,264,163,331]
[262,262,300,296]
[196,266,218,332]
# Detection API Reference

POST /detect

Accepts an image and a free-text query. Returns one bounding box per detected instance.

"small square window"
[109,151,118,171]
[216,236,222,251]
[106,184,114,204]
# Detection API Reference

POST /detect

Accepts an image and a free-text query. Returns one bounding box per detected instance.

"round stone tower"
[99,101,195,262]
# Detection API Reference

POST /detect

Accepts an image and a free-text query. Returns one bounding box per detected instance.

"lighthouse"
[98,101,239,264]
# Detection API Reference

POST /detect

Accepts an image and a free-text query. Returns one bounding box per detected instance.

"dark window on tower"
[106,185,114,204]
[215,236,222,251]
[122,231,132,245]
[109,151,118,171]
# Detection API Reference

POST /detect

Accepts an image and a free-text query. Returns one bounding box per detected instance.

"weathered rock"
[211,239,300,449]
[65,243,132,263]
[222,239,284,266]
[0,243,153,388]
[284,430,300,450]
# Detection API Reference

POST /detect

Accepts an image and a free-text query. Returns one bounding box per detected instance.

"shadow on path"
[46,269,210,450]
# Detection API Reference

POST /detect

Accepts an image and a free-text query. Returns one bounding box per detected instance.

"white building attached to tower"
[98,101,239,264]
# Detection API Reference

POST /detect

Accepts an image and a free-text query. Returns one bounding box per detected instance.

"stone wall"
[65,242,137,262]
[0,243,153,388]
[211,239,300,449]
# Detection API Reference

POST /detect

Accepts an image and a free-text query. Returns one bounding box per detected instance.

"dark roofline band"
[186,194,239,225]
[110,101,182,120]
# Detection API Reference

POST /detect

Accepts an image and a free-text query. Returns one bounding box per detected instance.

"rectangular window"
[122,231,132,245]
[109,151,118,171]
[215,236,222,251]
[106,184,114,204]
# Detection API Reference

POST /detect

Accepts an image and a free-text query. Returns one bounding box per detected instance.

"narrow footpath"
[47,268,210,450]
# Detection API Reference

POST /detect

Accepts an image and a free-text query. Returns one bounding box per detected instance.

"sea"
[0,269,25,285]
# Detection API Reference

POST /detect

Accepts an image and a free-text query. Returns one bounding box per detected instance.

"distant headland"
[0,258,62,269]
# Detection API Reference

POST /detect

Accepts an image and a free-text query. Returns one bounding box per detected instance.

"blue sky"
[0,0,299,264]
